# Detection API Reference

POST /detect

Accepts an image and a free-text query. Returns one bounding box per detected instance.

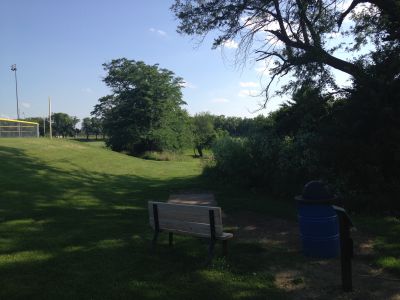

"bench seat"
[148,201,233,261]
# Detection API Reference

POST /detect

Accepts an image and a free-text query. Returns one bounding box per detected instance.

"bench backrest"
[148,201,223,238]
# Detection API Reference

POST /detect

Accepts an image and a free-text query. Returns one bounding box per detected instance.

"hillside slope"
[0,138,203,209]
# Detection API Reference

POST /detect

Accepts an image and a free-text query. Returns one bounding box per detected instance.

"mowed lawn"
[1,138,399,299]
[0,138,291,299]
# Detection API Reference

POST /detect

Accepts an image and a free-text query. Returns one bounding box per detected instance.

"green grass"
[355,216,400,275]
[1,138,398,299]
[0,138,294,299]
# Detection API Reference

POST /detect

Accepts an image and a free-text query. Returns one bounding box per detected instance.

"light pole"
[11,64,20,120]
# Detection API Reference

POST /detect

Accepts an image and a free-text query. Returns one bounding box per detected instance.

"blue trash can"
[295,181,340,258]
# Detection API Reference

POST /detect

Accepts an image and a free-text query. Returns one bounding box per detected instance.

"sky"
[0,0,352,122]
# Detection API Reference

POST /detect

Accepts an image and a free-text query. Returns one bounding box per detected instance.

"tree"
[81,118,93,140]
[52,113,79,138]
[192,112,217,157]
[171,0,400,99]
[25,117,49,136]
[90,117,103,140]
[93,58,192,154]
[172,1,400,211]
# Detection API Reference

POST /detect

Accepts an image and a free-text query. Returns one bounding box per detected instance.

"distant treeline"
[26,113,80,138]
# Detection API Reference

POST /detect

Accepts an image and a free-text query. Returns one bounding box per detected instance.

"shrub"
[141,151,186,161]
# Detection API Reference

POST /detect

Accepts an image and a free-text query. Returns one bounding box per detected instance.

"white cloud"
[239,81,258,88]
[149,28,167,37]
[238,89,259,98]
[82,88,93,93]
[337,0,352,11]
[21,102,31,108]
[222,39,238,49]
[240,16,282,42]
[180,81,197,89]
[255,60,272,74]
[0,114,11,119]
[211,98,230,103]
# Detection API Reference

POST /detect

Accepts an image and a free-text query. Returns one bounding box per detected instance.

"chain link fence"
[0,118,39,138]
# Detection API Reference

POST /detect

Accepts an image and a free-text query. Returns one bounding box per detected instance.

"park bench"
[148,201,233,262]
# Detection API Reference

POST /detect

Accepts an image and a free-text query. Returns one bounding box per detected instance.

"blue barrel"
[297,204,340,258]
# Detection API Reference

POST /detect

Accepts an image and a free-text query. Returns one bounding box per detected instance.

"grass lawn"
[0,138,398,299]
[0,138,292,299]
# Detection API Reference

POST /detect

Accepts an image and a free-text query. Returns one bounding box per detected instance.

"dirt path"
[226,211,400,300]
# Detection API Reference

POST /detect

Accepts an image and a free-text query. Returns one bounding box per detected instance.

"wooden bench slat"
[148,200,233,257]
[149,218,223,237]
[148,201,222,225]
[219,232,233,240]
[155,228,233,240]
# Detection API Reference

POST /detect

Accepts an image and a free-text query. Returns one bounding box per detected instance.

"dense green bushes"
[209,84,400,212]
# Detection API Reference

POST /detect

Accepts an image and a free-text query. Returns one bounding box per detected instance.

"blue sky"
[0,0,352,121]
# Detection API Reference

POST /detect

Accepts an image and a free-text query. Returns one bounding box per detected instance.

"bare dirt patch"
[226,211,400,300]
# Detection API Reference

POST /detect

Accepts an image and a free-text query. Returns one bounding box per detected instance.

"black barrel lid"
[295,180,337,203]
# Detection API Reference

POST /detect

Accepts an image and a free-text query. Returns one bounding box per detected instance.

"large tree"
[52,113,79,138]
[172,0,400,99]
[192,112,217,157]
[81,118,93,140]
[93,58,192,154]
[90,117,103,140]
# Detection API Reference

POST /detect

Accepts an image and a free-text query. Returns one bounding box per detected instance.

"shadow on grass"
[73,138,106,142]
[355,216,400,275]
[0,145,290,299]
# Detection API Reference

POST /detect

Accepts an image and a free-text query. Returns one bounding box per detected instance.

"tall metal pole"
[49,97,52,139]
[11,64,21,137]
[11,64,20,120]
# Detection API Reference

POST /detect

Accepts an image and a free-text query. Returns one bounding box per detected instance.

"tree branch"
[337,0,364,29]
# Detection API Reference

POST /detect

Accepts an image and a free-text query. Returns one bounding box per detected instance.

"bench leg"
[222,240,228,257]
[169,232,174,247]
[152,231,159,251]
[207,239,216,264]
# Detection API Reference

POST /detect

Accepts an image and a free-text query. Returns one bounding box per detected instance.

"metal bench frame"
[150,202,232,262]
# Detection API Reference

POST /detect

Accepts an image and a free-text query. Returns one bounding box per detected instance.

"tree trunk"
[197,146,203,157]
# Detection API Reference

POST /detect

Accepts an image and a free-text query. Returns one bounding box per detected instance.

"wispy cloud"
[149,28,167,37]
[222,39,238,49]
[21,102,31,108]
[82,88,93,93]
[211,98,230,103]
[180,80,197,89]
[240,16,283,46]
[255,60,271,74]
[238,89,259,98]
[239,81,258,88]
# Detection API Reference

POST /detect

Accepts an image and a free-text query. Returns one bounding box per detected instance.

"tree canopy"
[52,113,79,138]
[81,117,103,140]
[192,112,217,157]
[93,58,192,154]
[172,0,400,99]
